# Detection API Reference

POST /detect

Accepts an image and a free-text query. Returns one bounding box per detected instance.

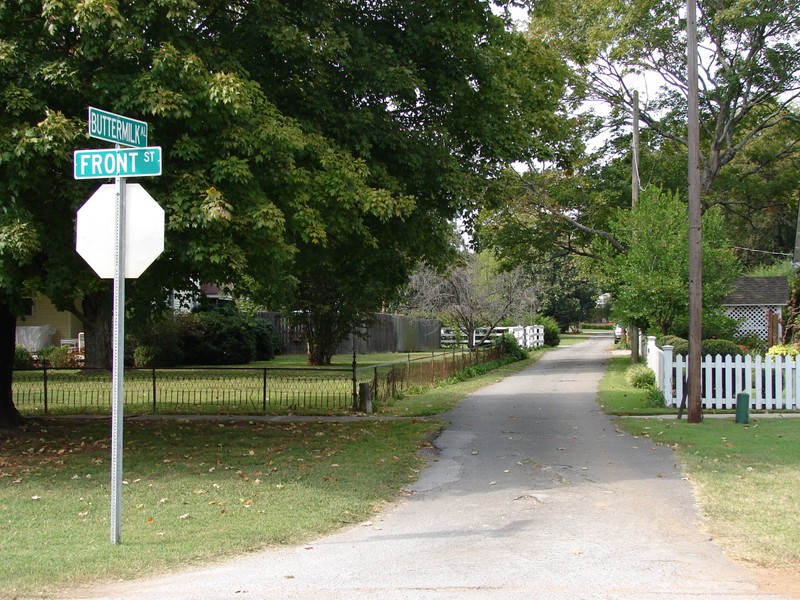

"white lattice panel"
[726,305,781,339]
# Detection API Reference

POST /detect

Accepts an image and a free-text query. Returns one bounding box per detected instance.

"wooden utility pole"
[630,91,641,363]
[687,0,703,423]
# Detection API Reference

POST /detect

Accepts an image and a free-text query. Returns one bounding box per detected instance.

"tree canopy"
[0,0,574,423]
[593,187,739,335]
[480,0,800,272]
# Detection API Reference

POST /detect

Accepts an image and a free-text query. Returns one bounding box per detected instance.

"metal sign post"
[110,173,126,544]
[75,108,164,545]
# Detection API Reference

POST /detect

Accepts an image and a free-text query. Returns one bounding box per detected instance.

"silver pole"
[110,172,126,543]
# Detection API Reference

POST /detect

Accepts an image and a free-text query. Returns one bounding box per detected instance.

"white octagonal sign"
[76,183,165,278]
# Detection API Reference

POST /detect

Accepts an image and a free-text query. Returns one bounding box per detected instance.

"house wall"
[15,297,83,351]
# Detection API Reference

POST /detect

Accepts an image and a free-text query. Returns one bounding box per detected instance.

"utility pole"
[630,90,641,363]
[687,0,703,423]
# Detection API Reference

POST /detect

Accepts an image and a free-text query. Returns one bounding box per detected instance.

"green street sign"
[74,147,162,180]
[88,107,148,148]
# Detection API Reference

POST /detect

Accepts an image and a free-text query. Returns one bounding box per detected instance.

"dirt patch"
[749,565,800,598]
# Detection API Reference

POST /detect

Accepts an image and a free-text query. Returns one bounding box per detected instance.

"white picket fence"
[646,336,800,410]
[441,325,545,349]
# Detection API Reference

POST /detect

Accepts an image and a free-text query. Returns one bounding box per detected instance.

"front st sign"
[74,147,162,180]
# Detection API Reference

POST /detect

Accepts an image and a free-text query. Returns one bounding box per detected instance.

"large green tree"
[0,0,573,424]
[233,1,575,363]
[0,1,414,422]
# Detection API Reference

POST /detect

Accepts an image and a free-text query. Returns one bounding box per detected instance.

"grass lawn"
[598,354,676,415]
[0,350,544,599]
[0,417,442,598]
[602,356,800,572]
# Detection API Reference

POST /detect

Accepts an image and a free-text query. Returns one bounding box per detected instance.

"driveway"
[70,334,787,599]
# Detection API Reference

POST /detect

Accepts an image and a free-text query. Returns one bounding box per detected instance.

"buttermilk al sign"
[88,107,148,148]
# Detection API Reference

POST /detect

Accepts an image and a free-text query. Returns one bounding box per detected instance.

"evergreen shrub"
[534,314,561,347]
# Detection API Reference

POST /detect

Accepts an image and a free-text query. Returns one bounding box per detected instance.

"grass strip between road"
[0,350,542,599]
[602,355,800,572]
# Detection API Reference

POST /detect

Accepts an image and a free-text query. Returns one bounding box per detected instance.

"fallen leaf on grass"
[178,513,191,520]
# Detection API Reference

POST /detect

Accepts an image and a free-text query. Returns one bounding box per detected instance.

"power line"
[732,246,792,257]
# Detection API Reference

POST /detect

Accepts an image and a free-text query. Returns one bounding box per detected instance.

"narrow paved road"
[71,334,786,599]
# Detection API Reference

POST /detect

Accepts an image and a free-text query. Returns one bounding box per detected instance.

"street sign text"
[74,147,162,180]
[88,107,148,148]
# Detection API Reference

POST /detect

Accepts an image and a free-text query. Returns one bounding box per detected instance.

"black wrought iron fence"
[356,344,505,405]
[13,343,505,416]
[12,367,355,415]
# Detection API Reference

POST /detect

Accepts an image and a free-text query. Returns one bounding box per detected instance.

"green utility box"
[735,393,750,424]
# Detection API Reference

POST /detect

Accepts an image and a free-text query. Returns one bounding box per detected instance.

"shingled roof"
[723,276,789,306]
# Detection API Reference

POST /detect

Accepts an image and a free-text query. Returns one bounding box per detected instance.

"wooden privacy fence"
[13,344,506,416]
[646,336,800,410]
[260,312,442,355]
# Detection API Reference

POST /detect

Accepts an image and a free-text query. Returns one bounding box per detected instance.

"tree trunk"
[306,319,335,366]
[304,311,344,366]
[81,289,114,371]
[0,300,24,427]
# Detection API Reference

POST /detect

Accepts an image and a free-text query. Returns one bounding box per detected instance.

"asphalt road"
[69,334,787,600]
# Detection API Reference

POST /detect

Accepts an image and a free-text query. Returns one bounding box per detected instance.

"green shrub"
[701,338,743,357]
[501,333,528,361]
[128,316,183,367]
[671,312,739,341]
[657,336,743,357]
[657,335,689,355]
[178,308,256,366]
[14,346,34,369]
[252,316,282,359]
[656,335,685,348]
[38,345,72,368]
[644,385,665,408]
[449,354,519,383]
[534,314,561,347]
[626,364,656,388]
[128,305,282,367]
[133,345,158,368]
[735,334,768,354]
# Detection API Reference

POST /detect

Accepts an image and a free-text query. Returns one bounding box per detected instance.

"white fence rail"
[646,336,800,410]
[441,325,545,349]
